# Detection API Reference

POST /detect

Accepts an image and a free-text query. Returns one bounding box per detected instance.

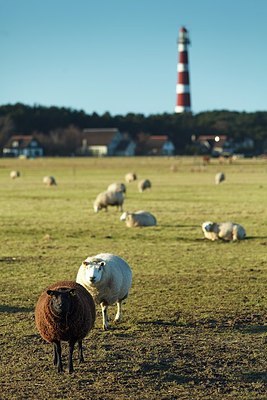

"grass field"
[0,156,267,400]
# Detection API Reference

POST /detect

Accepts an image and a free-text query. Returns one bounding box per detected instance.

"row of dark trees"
[0,103,266,156]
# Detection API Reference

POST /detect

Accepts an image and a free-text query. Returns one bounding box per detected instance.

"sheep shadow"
[0,305,33,313]
[242,371,267,383]
[236,325,267,334]
[137,319,180,328]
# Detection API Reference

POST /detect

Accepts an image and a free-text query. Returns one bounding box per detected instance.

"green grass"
[0,156,267,399]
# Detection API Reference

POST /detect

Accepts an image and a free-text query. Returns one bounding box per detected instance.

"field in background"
[0,156,266,399]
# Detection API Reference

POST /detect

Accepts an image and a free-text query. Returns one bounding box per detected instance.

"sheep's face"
[93,202,100,213]
[202,222,213,233]
[120,211,128,221]
[47,288,76,316]
[82,259,106,285]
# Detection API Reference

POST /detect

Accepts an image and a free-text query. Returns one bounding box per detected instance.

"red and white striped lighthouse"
[175,26,191,113]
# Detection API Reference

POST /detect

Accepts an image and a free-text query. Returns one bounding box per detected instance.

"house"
[192,135,232,156]
[3,135,44,158]
[136,134,175,156]
[78,128,135,156]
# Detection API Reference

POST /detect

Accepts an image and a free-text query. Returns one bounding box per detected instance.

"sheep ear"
[47,290,54,296]
[69,289,76,297]
[83,261,89,267]
[99,261,105,267]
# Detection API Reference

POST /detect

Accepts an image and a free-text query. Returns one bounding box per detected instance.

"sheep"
[35,280,96,373]
[138,179,152,192]
[10,170,20,179]
[120,210,157,227]
[202,221,246,241]
[93,190,124,213]
[107,182,126,194]
[125,172,137,183]
[43,176,57,186]
[215,172,225,184]
[76,253,132,330]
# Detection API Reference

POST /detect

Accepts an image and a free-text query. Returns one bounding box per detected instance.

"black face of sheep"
[35,281,96,374]
[47,288,75,315]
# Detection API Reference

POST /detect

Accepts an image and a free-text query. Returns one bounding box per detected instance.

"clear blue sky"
[1,0,267,116]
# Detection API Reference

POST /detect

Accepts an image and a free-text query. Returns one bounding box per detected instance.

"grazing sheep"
[138,179,151,192]
[215,172,225,184]
[107,182,126,194]
[43,176,57,186]
[120,210,157,227]
[202,221,246,241]
[35,280,95,373]
[125,172,137,183]
[93,190,124,213]
[10,170,20,179]
[76,253,132,330]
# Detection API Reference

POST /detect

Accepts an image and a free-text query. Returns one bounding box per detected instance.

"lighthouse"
[175,26,191,113]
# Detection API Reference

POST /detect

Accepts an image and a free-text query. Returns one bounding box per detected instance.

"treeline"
[0,103,267,155]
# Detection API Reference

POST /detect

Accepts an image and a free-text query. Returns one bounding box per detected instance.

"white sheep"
[138,179,151,192]
[202,221,246,241]
[107,182,126,194]
[125,172,137,183]
[43,176,57,186]
[215,172,225,184]
[120,210,157,227]
[93,190,124,213]
[76,253,132,330]
[10,170,20,179]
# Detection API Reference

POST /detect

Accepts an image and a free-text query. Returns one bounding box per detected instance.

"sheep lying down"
[76,253,132,330]
[202,221,246,241]
[120,210,157,227]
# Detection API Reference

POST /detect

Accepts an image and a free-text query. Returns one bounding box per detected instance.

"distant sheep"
[43,176,57,186]
[10,170,20,179]
[215,172,225,184]
[93,190,124,213]
[125,172,137,183]
[138,179,151,192]
[202,221,246,241]
[35,280,96,373]
[120,210,157,227]
[107,182,126,194]
[76,253,132,330]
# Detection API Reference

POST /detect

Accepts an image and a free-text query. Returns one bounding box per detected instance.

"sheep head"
[47,288,76,316]
[81,258,106,285]
[120,211,129,221]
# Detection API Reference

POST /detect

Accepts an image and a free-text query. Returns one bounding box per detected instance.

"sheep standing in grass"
[76,253,132,330]
[10,170,20,179]
[43,176,57,186]
[202,221,246,241]
[120,210,157,227]
[125,172,137,183]
[215,172,225,184]
[35,280,95,373]
[107,182,126,194]
[138,179,151,192]
[93,190,124,213]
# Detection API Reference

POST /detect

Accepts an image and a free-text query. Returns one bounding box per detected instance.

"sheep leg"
[53,341,63,372]
[78,340,84,363]
[101,303,109,330]
[114,300,122,323]
[68,340,75,373]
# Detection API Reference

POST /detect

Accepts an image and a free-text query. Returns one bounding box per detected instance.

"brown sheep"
[35,281,96,373]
